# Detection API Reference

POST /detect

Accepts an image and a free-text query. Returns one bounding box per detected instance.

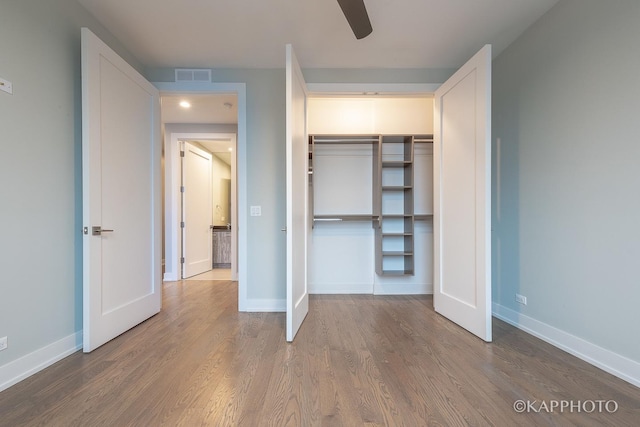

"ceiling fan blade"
[336,0,373,39]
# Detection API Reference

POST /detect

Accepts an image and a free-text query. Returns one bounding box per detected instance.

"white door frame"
[154,82,248,311]
[306,83,441,95]
[165,132,238,281]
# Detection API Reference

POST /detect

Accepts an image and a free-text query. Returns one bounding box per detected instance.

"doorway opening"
[161,94,238,282]
[179,136,237,281]
[157,86,246,303]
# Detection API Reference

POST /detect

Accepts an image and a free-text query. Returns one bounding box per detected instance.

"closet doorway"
[286,43,492,342]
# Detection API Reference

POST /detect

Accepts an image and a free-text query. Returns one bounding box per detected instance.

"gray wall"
[204,69,288,300]
[492,0,640,362]
[0,0,144,366]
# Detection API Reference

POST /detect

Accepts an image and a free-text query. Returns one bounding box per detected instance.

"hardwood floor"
[1,280,639,426]
[186,268,232,281]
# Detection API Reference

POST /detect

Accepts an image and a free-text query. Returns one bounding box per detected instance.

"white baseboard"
[309,283,374,294]
[492,303,640,388]
[163,272,178,281]
[309,283,432,295]
[0,331,82,393]
[374,282,432,295]
[242,298,285,312]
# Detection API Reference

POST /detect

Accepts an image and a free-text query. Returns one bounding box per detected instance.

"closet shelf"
[382,186,412,191]
[381,269,415,276]
[382,160,412,167]
[382,251,414,256]
[414,214,433,221]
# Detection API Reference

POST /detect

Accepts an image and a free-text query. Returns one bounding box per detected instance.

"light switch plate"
[250,206,262,216]
[0,77,13,94]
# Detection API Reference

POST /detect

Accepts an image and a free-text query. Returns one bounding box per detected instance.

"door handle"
[92,226,114,236]
[281,227,287,232]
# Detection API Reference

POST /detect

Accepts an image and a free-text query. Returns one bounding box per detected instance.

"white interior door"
[182,141,213,278]
[81,28,162,352]
[433,45,492,342]
[285,44,309,342]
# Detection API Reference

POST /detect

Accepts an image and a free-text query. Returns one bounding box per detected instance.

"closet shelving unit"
[375,136,414,275]
[374,135,434,276]
[309,134,433,277]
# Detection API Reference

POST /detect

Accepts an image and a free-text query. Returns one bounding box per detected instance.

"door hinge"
[180,221,185,228]
[180,186,185,193]
[180,150,185,157]
[180,257,185,264]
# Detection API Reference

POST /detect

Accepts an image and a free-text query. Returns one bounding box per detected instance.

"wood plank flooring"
[1,280,639,426]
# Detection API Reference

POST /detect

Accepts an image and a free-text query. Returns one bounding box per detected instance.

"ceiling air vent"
[174,68,211,83]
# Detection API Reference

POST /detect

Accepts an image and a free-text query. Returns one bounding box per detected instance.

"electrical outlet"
[0,336,7,351]
[515,293,527,305]
[0,77,13,95]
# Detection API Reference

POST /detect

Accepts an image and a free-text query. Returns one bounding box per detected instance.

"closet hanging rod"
[313,138,379,144]
[313,215,378,222]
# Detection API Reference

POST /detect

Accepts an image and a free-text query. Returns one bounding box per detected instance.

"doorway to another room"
[182,137,235,281]
[161,93,239,282]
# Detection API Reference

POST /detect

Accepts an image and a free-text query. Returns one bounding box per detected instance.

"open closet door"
[285,44,309,342]
[82,28,162,352]
[433,45,492,342]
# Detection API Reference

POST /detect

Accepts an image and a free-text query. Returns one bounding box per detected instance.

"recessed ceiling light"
[179,100,191,108]
[228,147,233,152]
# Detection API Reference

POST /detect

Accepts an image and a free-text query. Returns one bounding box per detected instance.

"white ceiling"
[161,94,238,124]
[163,94,237,162]
[77,0,559,69]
